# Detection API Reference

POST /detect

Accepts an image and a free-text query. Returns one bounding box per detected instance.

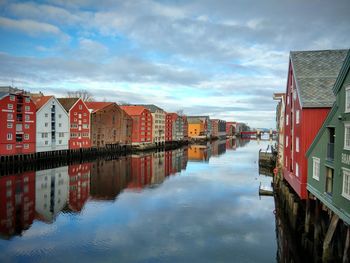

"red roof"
[31,96,53,110]
[120,105,147,116]
[85,102,114,113]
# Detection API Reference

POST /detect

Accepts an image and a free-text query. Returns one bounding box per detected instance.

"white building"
[140,105,166,145]
[35,166,69,223]
[32,96,69,152]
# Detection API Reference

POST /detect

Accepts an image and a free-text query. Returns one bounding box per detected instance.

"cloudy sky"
[0,0,349,128]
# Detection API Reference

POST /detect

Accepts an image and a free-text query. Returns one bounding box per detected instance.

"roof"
[120,105,147,116]
[136,104,165,113]
[333,50,350,95]
[31,96,53,110]
[290,49,348,108]
[57,98,80,112]
[187,118,202,124]
[85,102,114,113]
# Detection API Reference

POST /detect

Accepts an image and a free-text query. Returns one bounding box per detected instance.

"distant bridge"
[241,130,277,137]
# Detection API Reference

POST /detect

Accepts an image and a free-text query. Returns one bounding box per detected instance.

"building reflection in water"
[0,172,36,239]
[211,139,227,156]
[68,163,91,211]
[188,143,211,162]
[35,167,69,223]
[226,138,237,150]
[0,147,193,238]
[90,157,131,200]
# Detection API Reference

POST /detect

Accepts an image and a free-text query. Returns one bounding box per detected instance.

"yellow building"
[188,119,204,137]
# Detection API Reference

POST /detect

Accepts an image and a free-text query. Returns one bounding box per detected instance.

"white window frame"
[7,123,13,128]
[312,157,320,181]
[25,97,30,103]
[344,123,350,150]
[6,144,12,150]
[346,87,350,113]
[25,106,30,112]
[296,163,299,177]
[286,136,288,147]
[7,133,12,140]
[9,95,15,101]
[293,91,296,101]
[8,103,13,110]
[296,110,300,124]
[296,137,299,152]
[286,114,289,126]
[342,167,350,200]
[24,134,29,140]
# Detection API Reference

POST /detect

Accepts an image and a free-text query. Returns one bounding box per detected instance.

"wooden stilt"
[344,227,350,263]
[323,214,339,262]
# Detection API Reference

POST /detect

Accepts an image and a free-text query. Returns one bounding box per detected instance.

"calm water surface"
[0,139,277,263]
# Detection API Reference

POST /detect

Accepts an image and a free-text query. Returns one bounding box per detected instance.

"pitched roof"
[85,102,114,113]
[290,49,348,108]
[187,118,202,124]
[333,50,350,95]
[120,105,147,116]
[31,96,53,110]
[136,104,165,113]
[57,98,80,112]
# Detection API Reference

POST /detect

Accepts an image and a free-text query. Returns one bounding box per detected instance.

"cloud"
[0,16,69,40]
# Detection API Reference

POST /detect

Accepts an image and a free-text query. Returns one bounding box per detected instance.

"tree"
[66,89,94,102]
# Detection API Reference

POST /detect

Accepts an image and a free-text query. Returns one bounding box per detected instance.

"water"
[0,139,277,263]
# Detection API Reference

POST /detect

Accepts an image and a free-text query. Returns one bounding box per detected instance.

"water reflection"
[0,139,279,263]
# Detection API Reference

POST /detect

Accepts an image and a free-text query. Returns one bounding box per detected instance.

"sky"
[0,0,349,128]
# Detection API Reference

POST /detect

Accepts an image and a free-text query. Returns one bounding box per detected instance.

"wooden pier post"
[322,214,339,262]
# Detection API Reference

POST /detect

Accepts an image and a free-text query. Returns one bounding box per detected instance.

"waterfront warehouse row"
[0,87,249,157]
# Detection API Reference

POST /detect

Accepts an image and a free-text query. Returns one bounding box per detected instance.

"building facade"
[182,115,188,141]
[58,98,91,149]
[32,96,69,152]
[86,102,132,147]
[273,93,286,168]
[120,106,153,145]
[226,122,236,137]
[283,49,348,199]
[139,105,166,145]
[0,87,36,156]
[211,119,226,139]
[306,50,350,224]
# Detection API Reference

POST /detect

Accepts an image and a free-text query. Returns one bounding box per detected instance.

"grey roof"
[290,49,348,108]
[136,104,165,113]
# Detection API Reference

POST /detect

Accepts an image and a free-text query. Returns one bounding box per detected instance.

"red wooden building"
[283,50,348,199]
[58,98,91,149]
[0,87,36,156]
[226,122,236,136]
[120,106,152,144]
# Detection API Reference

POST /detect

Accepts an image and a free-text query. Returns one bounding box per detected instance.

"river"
[0,139,278,263]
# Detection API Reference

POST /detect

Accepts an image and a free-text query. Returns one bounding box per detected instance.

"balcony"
[327,143,334,162]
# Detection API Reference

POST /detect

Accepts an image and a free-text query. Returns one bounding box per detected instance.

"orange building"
[187,118,205,137]
[120,106,153,145]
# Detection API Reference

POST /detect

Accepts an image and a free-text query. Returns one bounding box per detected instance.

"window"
[25,106,30,111]
[286,136,288,147]
[7,123,13,128]
[287,95,290,105]
[25,124,29,129]
[24,144,29,149]
[295,163,299,177]
[286,115,289,126]
[10,95,15,101]
[344,123,350,150]
[58,123,62,127]
[346,87,350,113]
[342,168,350,200]
[45,113,48,117]
[7,133,12,140]
[325,168,334,196]
[7,113,13,120]
[293,91,297,101]
[312,157,320,181]
[6,144,12,150]
[25,115,30,121]
[8,104,13,110]
[24,134,29,140]
[25,97,30,103]
[296,137,299,152]
[59,114,62,118]
[45,123,48,127]
[79,105,82,110]
[45,141,48,145]
[78,114,82,119]
[296,110,300,124]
